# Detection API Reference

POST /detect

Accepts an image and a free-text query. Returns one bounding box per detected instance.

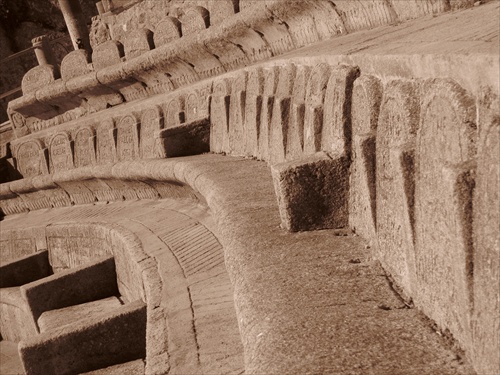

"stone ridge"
[0,154,478,374]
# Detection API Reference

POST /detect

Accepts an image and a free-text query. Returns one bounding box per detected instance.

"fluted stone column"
[31,35,56,66]
[58,0,92,54]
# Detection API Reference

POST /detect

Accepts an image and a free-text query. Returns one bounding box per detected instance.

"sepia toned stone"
[207,0,237,26]
[140,106,164,159]
[74,127,96,168]
[210,78,232,153]
[269,64,296,164]
[473,117,500,375]
[61,50,92,81]
[303,63,330,155]
[15,140,49,177]
[181,7,210,37]
[154,17,182,47]
[349,75,382,244]
[321,65,360,157]
[376,79,419,296]
[228,71,247,155]
[165,96,185,128]
[116,115,140,161]
[96,120,116,165]
[21,65,58,95]
[124,28,155,60]
[257,66,280,161]
[286,64,311,161]
[244,67,264,157]
[415,79,477,344]
[92,41,124,71]
[49,132,74,173]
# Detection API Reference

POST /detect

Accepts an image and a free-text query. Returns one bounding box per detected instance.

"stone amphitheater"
[0,0,498,374]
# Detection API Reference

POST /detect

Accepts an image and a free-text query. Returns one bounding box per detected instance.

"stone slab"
[158,119,210,158]
[38,296,122,333]
[272,152,349,231]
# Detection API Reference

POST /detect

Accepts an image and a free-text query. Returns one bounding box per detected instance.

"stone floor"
[0,340,24,375]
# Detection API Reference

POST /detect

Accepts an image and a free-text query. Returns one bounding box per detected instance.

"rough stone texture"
[0,287,39,342]
[21,65,58,95]
[376,80,420,297]
[349,75,382,245]
[158,119,210,158]
[82,359,145,375]
[228,71,247,155]
[60,50,92,81]
[19,300,147,375]
[14,139,49,177]
[92,40,124,71]
[0,250,51,288]
[272,152,349,231]
[37,296,123,333]
[96,119,117,165]
[180,6,210,36]
[124,28,154,60]
[140,106,164,159]
[414,78,477,352]
[154,17,182,47]
[210,78,232,153]
[73,127,96,168]
[473,116,500,375]
[116,114,140,161]
[48,132,73,173]
[21,256,119,324]
[257,66,279,161]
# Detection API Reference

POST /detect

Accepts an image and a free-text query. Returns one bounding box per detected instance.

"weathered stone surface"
[414,79,477,347]
[286,64,311,161]
[228,71,247,155]
[82,359,145,375]
[154,17,182,47]
[15,139,49,177]
[164,96,185,128]
[270,2,319,49]
[376,79,419,296]
[19,300,146,375]
[473,117,500,375]
[21,256,119,323]
[73,127,96,168]
[269,64,295,164]
[124,28,155,60]
[37,296,122,333]
[303,63,330,155]
[349,75,382,244]
[159,119,210,158]
[181,6,210,36]
[0,250,51,288]
[257,66,279,160]
[92,40,124,71]
[210,78,232,153]
[207,0,237,26]
[96,120,116,165]
[272,152,349,231]
[116,115,140,161]
[21,65,58,95]
[0,287,38,342]
[321,65,360,156]
[49,132,73,173]
[61,50,92,81]
[243,67,264,157]
[140,106,164,159]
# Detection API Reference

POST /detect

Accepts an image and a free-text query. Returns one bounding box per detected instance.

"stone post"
[31,35,56,66]
[96,1,105,15]
[57,0,92,54]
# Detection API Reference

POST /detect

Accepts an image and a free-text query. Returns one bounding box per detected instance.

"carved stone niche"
[8,111,30,138]
[181,6,210,37]
[48,132,74,173]
[73,127,96,168]
[116,114,140,161]
[140,106,164,159]
[154,17,182,47]
[14,139,49,177]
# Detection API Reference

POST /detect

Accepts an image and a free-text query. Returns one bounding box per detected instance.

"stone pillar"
[57,0,92,54]
[31,35,56,66]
